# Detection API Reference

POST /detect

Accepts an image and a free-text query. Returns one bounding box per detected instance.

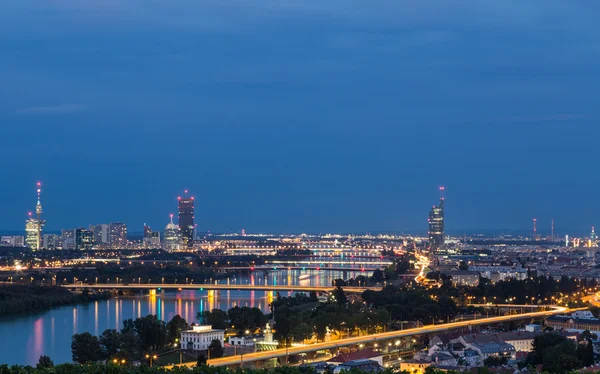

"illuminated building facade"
[163,214,182,252]
[75,228,94,250]
[428,187,445,252]
[178,194,195,247]
[109,222,127,248]
[25,182,46,250]
[90,224,109,244]
[25,216,40,249]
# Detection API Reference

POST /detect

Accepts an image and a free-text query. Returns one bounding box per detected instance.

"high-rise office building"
[90,224,110,244]
[1,236,25,247]
[43,234,59,250]
[144,224,152,239]
[61,229,76,250]
[75,229,94,250]
[109,222,127,248]
[25,182,45,250]
[428,186,445,252]
[163,214,182,252]
[25,215,39,249]
[178,194,195,247]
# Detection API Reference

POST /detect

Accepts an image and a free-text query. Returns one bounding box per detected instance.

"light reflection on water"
[0,269,371,366]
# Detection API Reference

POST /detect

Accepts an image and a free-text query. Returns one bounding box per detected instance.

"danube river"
[0,268,373,366]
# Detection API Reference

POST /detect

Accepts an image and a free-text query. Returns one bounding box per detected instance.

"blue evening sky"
[1,1,599,235]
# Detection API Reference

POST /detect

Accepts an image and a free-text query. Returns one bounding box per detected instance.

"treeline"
[71,314,191,363]
[272,290,390,343]
[0,284,110,316]
[200,306,268,332]
[362,286,464,324]
[470,275,590,306]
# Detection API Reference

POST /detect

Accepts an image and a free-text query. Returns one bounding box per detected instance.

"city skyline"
[2,180,596,238]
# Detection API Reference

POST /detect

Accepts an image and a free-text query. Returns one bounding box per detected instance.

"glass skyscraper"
[428,188,445,251]
[178,196,195,247]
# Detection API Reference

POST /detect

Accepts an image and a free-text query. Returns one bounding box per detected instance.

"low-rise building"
[333,359,382,373]
[180,325,225,351]
[445,271,480,287]
[545,315,600,333]
[497,331,539,352]
[228,334,265,347]
[400,360,432,374]
[328,349,383,367]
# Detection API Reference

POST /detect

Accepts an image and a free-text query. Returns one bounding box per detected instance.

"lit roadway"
[61,283,378,293]
[175,304,574,368]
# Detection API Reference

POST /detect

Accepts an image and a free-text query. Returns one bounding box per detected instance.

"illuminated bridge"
[216,266,379,272]
[182,304,576,368]
[61,283,377,293]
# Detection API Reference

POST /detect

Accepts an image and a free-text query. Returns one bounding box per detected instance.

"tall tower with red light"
[178,191,195,248]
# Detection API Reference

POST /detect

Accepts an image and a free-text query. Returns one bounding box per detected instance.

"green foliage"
[199,309,229,330]
[208,339,224,358]
[227,306,268,332]
[71,332,103,364]
[0,284,110,316]
[523,332,586,373]
[36,355,54,369]
[166,315,189,344]
[332,286,347,305]
[99,329,122,357]
[482,355,507,367]
[131,315,167,352]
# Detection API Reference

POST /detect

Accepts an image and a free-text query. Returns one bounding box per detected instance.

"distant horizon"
[0,227,591,238]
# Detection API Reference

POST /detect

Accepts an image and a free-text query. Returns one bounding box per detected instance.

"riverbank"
[0,284,111,317]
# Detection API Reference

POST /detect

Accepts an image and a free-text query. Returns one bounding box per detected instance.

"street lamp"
[145,354,158,368]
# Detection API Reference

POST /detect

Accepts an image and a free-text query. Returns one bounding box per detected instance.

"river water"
[0,267,374,366]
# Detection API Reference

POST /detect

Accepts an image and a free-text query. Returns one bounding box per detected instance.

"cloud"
[16,104,87,115]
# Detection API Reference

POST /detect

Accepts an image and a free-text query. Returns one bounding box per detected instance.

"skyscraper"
[144,224,152,239]
[90,224,110,244]
[178,193,195,247]
[25,213,39,250]
[109,222,127,248]
[428,186,445,252]
[163,214,182,252]
[75,228,93,250]
[24,182,45,250]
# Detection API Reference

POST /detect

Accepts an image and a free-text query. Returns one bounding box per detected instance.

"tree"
[227,307,268,332]
[99,329,122,357]
[292,323,313,343]
[332,286,347,305]
[133,315,167,352]
[71,332,103,364]
[372,269,384,283]
[167,315,189,344]
[36,355,54,369]
[208,339,223,359]
[196,353,207,366]
[483,356,507,367]
[309,291,318,303]
[458,261,469,271]
[199,309,228,330]
[579,330,598,342]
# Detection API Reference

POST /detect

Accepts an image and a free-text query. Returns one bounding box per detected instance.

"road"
[61,283,378,293]
[189,304,573,367]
